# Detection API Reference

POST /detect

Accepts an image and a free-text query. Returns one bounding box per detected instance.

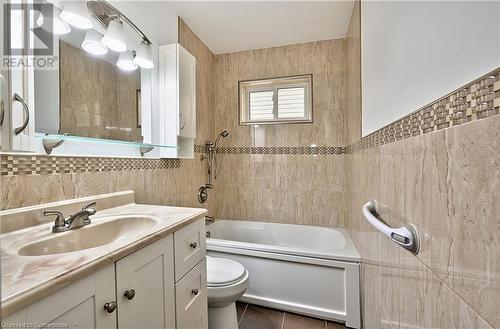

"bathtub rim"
[206,219,361,263]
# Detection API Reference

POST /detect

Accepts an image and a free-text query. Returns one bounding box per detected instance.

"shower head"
[214,130,230,147]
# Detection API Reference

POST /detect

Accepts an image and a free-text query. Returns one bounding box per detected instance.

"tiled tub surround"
[0,191,207,316]
[213,39,349,227]
[347,114,500,329]
[345,70,500,328]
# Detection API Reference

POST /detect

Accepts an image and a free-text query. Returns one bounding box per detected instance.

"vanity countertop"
[0,201,207,317]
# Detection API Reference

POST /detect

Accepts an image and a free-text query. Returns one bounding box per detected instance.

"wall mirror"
[34,0,154,144]
[35,33,143,142]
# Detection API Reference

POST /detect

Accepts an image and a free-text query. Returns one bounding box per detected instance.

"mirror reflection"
[34,0,153,143]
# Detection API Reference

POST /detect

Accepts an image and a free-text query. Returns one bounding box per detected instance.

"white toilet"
[207,256,249,329]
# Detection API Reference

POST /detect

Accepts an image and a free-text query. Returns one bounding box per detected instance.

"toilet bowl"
[207,256,249,329]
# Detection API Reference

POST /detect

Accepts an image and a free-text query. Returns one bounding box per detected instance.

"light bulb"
[82,30,108,56]
[134,40,154,69]
[39,6,71,35]
[60,1,93,30]
[102,18,127,52]
[117,50,138,71]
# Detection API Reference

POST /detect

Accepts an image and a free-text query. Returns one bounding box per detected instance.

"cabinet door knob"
[104,301,117,313]
[191,288,199,296]
[189,242,197,249]
[124,289,136,300]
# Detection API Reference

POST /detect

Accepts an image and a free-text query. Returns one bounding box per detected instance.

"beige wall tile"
[347,115,500,328]
[213,39,348,226]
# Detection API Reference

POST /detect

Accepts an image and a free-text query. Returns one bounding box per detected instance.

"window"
[239,74,312,125]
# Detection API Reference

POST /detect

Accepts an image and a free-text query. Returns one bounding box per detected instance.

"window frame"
[238,74,313,125]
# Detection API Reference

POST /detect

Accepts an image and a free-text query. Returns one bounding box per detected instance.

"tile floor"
[236,303,347,329]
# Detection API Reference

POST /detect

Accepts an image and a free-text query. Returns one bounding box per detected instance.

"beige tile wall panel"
[213,39,348,227]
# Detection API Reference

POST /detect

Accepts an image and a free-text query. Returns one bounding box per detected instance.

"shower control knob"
[198,186,208,204]
[190,242,197,249]
[124,289,136,300]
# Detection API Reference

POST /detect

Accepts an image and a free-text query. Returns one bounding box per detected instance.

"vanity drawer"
[175,258,208,329]
[174,217,206,280]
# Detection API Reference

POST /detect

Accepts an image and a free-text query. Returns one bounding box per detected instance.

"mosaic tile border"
[194,144,209,154]
[2,69,497,176]
[346,68,500,153]
[216,146,345,155]
[0,155,181,177]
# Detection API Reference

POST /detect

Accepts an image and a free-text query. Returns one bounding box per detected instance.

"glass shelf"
[36,134,178,149]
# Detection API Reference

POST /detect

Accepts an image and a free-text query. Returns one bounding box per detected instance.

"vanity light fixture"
[60,1,93,30]
[101,18,127,52]
[87,1,154,68]
[134,40,154,69]
[82,29,108,56]
[117,50,138,71]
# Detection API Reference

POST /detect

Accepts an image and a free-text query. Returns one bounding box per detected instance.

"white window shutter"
[249,90,274,121]
[277,87,305,119]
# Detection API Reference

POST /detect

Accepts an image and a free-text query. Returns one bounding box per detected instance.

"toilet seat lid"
[207,256,246,286]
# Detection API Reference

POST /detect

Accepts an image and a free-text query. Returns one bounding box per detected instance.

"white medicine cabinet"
[159,43,197,159]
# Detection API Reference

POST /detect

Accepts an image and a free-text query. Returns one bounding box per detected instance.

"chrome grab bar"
[362,200,420,254]
[13,93,29,135]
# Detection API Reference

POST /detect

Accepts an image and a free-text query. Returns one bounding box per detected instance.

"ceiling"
[164,1,355,54]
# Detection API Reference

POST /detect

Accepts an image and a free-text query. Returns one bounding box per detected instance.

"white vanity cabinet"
[173,218,208,329]
[3,265,117,329]
[159,43,197,159]
[3,218,207,329]
[115,234,176,329]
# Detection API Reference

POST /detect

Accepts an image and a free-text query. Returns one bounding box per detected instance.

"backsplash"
[0,155,180,176]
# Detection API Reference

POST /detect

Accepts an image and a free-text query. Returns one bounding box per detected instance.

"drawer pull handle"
[124,289,136,300]
[189,242,197,249]
[104,301,117,313]
[191,288,199,296]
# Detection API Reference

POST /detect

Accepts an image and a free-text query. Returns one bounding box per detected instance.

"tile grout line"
[411,256,496,328]
[280,311,286,329]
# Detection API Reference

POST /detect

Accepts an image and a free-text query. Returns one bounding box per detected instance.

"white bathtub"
[206,220,361,328]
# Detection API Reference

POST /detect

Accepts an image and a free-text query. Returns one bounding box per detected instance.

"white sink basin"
[17,216,157,256]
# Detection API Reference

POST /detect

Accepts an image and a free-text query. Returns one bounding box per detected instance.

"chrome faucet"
[44,202,97,233]
[205,216,215,225]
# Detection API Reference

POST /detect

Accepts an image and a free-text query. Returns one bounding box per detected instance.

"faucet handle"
[44,209,65,220]
[82,201,97,215]
[44,210,67,233]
